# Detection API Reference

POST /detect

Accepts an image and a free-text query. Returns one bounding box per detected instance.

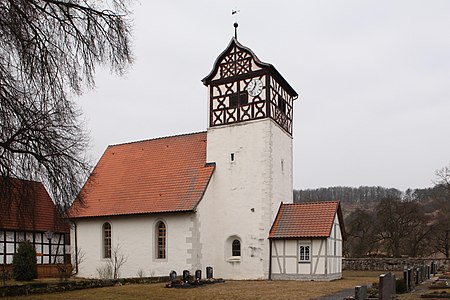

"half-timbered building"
[0,179,70,278]
[269,202,344,281]
[69,35,344,280]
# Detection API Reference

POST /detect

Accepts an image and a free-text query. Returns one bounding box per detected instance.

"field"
[6,271,427,300]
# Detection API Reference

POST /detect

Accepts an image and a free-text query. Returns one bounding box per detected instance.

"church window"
[232,239,241,257]
[102,222,111,259]
[230,153,235,162]
[156,221,166,259]
[299,245,310,262]
[229,92,248,107]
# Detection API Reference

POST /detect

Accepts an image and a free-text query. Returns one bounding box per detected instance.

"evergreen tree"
[13,241,37,281]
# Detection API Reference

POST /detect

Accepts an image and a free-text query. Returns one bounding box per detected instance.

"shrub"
[96,264,113,279]
[12,241,37,281]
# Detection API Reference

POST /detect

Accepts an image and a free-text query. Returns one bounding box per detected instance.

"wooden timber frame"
[202,38,298,136]
[0,229,69,265]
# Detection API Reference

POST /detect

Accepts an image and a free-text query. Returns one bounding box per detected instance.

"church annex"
[69,36,344,280]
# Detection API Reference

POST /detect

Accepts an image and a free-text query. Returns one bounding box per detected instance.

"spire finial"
[231,8,240,40]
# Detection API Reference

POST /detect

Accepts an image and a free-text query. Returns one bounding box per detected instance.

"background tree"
[429,209,450,258]
[0,0,133,217]
[344,209,378,257]
[375,197,429,257]
[429,164,450,257]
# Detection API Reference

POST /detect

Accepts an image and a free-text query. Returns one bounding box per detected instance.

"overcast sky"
[78,1,450,191]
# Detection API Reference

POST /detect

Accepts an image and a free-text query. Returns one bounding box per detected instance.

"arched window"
[232,239,241,257]
[102,222,111,259]
[156,221,166,259]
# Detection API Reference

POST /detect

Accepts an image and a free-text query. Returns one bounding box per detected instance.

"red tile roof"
[69,132,215,218]
[1,179,68,233]
[269,202,344,239]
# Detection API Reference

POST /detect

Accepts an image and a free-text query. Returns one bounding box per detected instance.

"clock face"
[246,79,263,97]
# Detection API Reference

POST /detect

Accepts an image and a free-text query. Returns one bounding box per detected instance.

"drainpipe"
[268,239,272,280]
[71,221,78,275]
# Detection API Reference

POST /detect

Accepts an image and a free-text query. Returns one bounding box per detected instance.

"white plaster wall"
[326,214,343,276]
[71,213,195,278]
[271,239,329,277]
[311,239,325,275]
[198,117,292,279]
[269,121,294,219]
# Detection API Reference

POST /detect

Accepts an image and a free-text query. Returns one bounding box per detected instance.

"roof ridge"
[108,131,207,148]
[285,201,339,206]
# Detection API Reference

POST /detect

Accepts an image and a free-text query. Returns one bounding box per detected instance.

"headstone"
[407,268,414,290]
[355,285,367,300]
[379,272,395,300]
[182,270,190,282]
[403,270,409,292]
[169,270,177,281]
[206,266,213,279]
[195,269,202,281]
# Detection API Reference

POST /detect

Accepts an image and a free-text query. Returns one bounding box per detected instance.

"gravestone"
[403,270,409,292]
[182,270,190,282]
[195,270,201,281]
[355,285,367,300]
[379,272,395,300]
[169,270,177,281]
[206,266,213,279]
[407,268,414,290]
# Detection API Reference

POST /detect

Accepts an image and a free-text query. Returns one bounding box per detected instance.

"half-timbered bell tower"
[202,37,298,135]
[198,35,299,279]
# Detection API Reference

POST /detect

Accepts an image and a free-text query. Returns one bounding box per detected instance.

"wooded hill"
[292,165,450,258]
[293,186,440,204]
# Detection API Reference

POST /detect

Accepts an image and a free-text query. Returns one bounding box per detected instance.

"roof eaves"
[268,202,284,239]
[68,209,196,220]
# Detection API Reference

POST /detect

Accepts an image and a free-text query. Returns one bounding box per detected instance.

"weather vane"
[231,8,240,39]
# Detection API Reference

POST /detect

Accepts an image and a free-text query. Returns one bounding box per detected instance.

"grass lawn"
[6,271,385,300]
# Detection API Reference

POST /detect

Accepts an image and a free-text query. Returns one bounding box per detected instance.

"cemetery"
[1,261,449,298]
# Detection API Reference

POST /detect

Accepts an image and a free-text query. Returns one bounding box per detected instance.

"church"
[68,33,344,281]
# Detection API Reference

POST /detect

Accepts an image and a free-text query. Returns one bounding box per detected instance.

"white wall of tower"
[197,115,293,279]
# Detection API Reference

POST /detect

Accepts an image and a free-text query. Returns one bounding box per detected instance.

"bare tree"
[0,0,133,216]
[344,209,379,257]
[434,164,450,193]
[375,197,430,257]
[96,243,127,279]
[429,164,450,258]
[108,243,127,279]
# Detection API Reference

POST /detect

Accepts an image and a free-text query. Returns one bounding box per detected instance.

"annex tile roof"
[69,132,215,218]
[269,201,343,239]
[0,178,68,233]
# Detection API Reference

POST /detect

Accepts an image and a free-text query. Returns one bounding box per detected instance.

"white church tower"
[196,31,298,279]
